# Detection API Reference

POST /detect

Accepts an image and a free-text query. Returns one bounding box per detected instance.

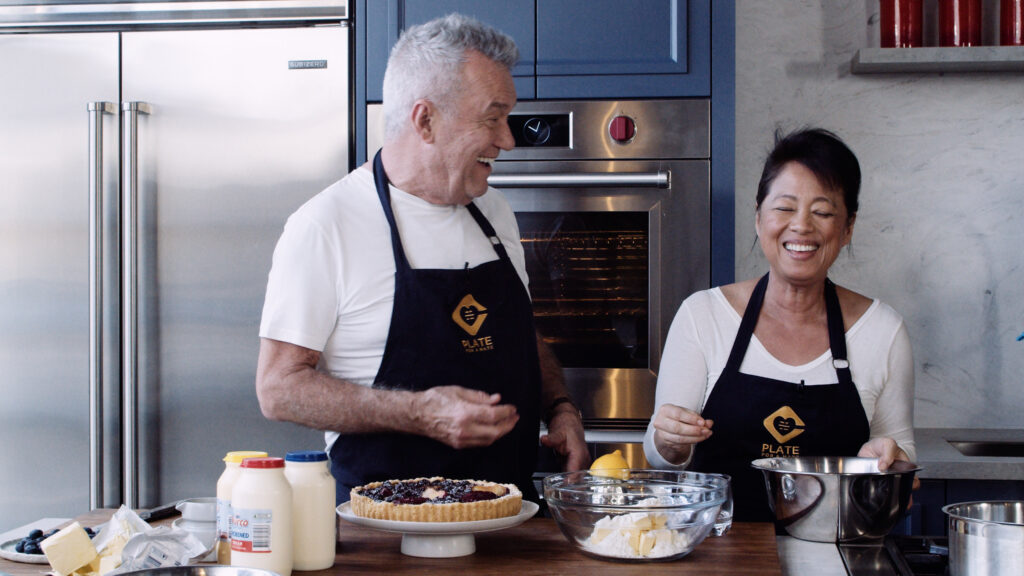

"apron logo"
[763,406,806,444]
[451,294,488,336]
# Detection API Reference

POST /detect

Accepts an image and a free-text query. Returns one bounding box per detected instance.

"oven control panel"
[508,113,571,148]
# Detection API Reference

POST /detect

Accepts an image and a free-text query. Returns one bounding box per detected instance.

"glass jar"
[939,0,983,46]
[1002,0,1024,45]
[880,0,924,47]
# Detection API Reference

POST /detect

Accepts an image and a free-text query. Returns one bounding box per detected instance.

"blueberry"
[28,529,43,539]
[15,540,26,553]
[23,543,41,555]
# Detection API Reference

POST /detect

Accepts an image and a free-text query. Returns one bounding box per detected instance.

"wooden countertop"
[1,510,781,576]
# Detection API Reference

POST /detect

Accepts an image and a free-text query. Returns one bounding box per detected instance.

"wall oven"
[489,99,711,467]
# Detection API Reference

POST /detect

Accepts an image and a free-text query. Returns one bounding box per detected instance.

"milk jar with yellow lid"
[216,450,268,563]
[284,451,336,570]
[231,457,293,576]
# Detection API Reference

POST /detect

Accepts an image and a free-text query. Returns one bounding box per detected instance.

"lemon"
[590,449,630,480]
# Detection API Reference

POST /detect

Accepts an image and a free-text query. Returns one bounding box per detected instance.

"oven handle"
[488,171,669,188]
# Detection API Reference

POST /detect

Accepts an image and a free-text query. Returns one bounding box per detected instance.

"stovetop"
[838,535,948,576]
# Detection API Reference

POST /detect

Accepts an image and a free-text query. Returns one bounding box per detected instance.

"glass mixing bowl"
[542,470,728,562]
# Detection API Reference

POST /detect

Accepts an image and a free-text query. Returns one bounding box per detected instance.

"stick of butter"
[40,522,98,576]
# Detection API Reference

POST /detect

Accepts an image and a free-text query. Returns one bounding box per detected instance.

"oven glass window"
[517,212,648,369]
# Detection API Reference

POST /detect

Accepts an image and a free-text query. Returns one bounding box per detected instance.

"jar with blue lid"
[284,451,336,570]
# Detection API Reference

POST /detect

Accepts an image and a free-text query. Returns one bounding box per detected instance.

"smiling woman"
[643,128,917,522]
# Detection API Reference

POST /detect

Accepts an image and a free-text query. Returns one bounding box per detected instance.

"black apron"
[330,151,542,503]
[690,273,870,522]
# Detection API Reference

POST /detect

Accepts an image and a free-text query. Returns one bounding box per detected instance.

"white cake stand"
[337,500,538,558]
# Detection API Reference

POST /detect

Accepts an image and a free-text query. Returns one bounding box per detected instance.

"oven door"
[490,158,710,430]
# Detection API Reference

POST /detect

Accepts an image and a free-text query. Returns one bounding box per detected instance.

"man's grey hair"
[381,13,519,142]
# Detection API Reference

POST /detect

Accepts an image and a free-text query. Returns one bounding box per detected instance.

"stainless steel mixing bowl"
[751,456,920,543]
[119,567,281,576]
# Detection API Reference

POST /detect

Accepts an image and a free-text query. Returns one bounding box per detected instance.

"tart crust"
[350,477,522,522]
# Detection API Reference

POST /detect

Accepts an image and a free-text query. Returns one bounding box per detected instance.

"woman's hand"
[857,437,909,470]
[651,403,714,465]
[858,437,921,507]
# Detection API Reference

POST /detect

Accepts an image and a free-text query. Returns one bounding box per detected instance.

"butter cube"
[98,554,122,575]
[653,528,674,548]
[638,531,657,556]
[590,527,613,544]
[631,515,653,530]
[40,522,98,576]
[624,527,641,554]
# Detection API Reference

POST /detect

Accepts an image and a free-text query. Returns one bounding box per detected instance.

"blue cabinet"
[363,0,536,101]
[535,0,710,98]
[360,0,710,102]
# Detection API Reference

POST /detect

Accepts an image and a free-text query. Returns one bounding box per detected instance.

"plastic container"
[216,451,268,564]
[1002,0,1024,45]
[939,0,983,46]
[231,457,293,576]
[880,0,923,47]
[284,451,336,571]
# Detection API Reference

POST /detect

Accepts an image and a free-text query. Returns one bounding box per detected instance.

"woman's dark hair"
[755,128,861,218]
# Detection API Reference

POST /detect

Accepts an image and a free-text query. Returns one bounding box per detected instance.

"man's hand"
[414,386,520,449]
[540,409,590,471]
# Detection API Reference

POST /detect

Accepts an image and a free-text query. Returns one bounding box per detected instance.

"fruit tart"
[349,477,522,522]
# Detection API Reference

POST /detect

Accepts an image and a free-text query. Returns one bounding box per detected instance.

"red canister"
[1002,0,1024,45]
[939,0,983,46]
[880,0,924,47]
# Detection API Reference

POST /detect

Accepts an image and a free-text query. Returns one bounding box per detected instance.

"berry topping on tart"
[350,477,522,522]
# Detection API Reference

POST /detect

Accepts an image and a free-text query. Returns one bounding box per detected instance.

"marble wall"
[734,1,1024,428]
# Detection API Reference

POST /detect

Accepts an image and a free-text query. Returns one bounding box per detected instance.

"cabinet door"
[365,0,536,101]
[536,0,710,98]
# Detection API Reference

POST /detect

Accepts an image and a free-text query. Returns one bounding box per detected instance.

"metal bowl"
[751,456,920,543]
[118,567,281,576]
[542,469,728,562]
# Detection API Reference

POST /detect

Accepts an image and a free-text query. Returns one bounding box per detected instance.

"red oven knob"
[609,115,636,143]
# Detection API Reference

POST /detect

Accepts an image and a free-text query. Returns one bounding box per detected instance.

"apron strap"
[824,278,853,386]
[724,274,851,385]
[722,273,769,375]
[372,149,411,271]
[465,202,512,263]
[373,150,509,268]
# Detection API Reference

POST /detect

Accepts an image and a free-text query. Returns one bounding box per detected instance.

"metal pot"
[751,456,920,543]
[943,500,1024,576]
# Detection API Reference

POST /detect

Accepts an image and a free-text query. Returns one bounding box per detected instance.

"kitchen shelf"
[851,46,1024,73]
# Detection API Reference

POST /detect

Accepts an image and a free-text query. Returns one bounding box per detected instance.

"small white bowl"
[176,497,217,522]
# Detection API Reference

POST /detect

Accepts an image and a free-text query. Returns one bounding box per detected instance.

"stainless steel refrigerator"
[0,4,350,531]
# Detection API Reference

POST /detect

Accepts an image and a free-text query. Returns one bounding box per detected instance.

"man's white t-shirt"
[259,166,529,447]
[643,287,916,467]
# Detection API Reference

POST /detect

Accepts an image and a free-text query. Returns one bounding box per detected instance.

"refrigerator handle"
[88,101,116,510]
[122,101,151,509]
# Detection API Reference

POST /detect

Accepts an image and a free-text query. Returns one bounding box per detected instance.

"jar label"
[231,508,273,553]
[217,498,232,540]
